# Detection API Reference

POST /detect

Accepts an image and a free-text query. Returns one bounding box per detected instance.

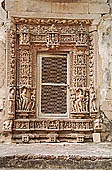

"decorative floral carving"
[13,17,92,25]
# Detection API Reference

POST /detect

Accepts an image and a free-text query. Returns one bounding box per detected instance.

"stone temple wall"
[0,0,112,142]
[0,0,6,142]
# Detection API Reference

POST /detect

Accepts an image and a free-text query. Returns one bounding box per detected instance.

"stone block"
[26,1,51,13]
[97,0,107,3]
[89,3,109,14]
[5,0,27,12]
[93,133,101,143]
[8,11,101,20]
[6,0,52,13]
[51,3,88,14]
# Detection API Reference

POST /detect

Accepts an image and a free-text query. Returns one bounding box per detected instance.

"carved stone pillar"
[3,21,17,137]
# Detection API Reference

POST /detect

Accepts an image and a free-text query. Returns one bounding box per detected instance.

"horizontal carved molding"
[13,17,93,25]
[13,119,93,131]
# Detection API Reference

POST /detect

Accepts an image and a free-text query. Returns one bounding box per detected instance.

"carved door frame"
[4,17,102,143]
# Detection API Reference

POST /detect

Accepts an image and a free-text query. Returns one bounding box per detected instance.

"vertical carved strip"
[89,32,97,115]
[16,25,36,118]
[7,22,17,119]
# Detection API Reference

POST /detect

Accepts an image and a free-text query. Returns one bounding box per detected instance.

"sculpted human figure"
[20,32,29,45]
[8,87,15,114]
[90,87,97,112]
[16,89,20,110]
[84,91,89,112]
[71,89,77,112]
[27,89,36,111]
[21,87,29,110]
[75,89,83,112]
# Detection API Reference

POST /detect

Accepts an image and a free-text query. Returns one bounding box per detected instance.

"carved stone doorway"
[4,17,101,143]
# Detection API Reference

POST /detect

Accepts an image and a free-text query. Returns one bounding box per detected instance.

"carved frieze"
[16,19,91,49]
[13,119,93,131]
[13,18,92,25]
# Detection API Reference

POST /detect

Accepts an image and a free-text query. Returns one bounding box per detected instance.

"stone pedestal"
[93,133,101,143]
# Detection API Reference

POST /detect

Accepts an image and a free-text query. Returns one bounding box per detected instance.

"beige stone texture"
[51,3,88,14]
[101,101,112,112]
[89,3,109,14]
[98,16,112,117]
[8,11,101,20]
[26,0,52,13]
[5,0,28,12]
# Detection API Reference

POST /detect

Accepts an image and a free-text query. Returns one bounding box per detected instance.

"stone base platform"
[0,143,112,169]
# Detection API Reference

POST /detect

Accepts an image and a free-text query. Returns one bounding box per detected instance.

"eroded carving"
[94,118,102,130]
[3,120,13,131]
[47,132,58,143]
[8,87,15,115]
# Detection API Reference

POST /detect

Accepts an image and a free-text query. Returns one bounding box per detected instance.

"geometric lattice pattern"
[41,56,67,115]
[42,57,67,84]
[41,85,67,114]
